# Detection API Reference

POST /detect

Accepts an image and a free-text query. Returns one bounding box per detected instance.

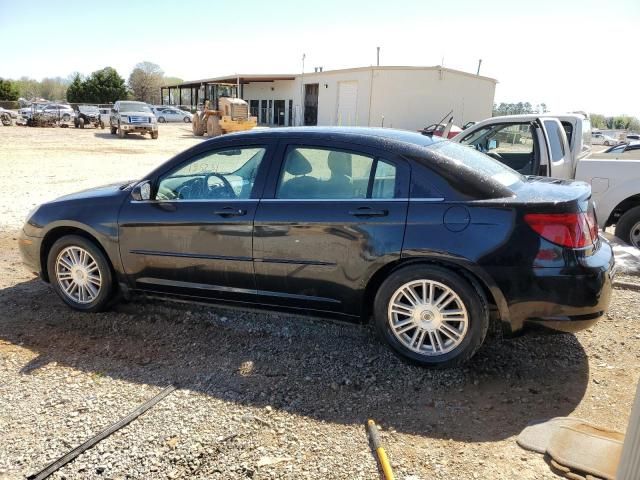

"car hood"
[49,181,135,203]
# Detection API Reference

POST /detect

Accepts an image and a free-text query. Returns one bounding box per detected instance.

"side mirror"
[131,181,151,201]
[488,139,498,150]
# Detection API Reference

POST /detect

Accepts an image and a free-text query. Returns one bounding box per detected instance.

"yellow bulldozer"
[192,83,257,137]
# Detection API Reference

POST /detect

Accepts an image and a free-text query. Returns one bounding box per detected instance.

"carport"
[161,74,296,111]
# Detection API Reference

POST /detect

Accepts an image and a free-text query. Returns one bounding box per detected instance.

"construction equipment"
[191,83,257,138]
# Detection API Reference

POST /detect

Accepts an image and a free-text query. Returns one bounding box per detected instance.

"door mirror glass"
[488,139,498,150]
[131,181,151,201]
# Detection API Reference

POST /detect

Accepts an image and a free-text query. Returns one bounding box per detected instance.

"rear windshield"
[426,141,523,188]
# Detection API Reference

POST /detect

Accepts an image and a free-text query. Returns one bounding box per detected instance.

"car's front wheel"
[118,123,126,138]
[374,264,488,368]
[47,235,114,312]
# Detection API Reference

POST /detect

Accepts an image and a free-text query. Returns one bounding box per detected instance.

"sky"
[1,0,639,117]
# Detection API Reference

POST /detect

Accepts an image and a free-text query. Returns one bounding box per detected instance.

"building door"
[288,100,293,126]
[337,81,358,126]
[304,83,319,126]
[260,100,267,125]
[274,100,285,126]
[249,100,259,119]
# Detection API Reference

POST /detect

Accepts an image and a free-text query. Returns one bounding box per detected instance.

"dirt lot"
[1,125,639,480]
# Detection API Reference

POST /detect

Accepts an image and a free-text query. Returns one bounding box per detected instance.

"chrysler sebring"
[19,128,615,367]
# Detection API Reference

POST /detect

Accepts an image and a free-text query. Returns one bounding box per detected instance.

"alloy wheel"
[55,246,102,304]
[388,280,468,356]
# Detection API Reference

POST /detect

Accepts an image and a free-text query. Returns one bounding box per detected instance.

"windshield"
[426,141,523,188]
[119,102,151,113]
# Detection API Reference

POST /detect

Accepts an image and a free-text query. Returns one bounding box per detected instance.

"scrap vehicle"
[0,107,17,126]
[19,127,614,368]
[109,101,158,139]
[74,105,104,129]
[454,113,640,247]
[24,103,74,127]
[191,83,256,137]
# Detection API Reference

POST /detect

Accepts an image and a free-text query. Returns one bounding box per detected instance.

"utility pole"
[300,53,306,126]
[376,46,380,66]
[476,59,482,75]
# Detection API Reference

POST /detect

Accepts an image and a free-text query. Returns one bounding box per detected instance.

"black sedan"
[19,128,615,367]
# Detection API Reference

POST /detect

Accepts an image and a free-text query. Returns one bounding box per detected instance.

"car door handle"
[348,207,389,217]
[214,207,247,217]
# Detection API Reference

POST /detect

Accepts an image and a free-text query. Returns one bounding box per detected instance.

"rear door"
[539,118,572,179]
[253,139,410,316]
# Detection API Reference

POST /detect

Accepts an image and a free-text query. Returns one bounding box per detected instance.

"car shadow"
[93,132,151,140]
[0,278,590,442]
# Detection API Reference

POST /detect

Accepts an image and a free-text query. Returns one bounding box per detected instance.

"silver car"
[153,107,192,123]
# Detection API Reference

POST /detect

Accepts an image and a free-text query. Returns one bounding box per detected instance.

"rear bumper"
[497,237,616,334]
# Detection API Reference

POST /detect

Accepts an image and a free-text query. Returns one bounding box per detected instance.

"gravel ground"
[1,125,639,480]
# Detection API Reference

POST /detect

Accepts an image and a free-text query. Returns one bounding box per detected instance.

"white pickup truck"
[453,113,640,248]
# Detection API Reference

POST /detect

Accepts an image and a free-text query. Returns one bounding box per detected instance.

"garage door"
[337,81,358,126]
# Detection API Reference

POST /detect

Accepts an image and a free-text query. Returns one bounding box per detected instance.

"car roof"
[216,127,443,150]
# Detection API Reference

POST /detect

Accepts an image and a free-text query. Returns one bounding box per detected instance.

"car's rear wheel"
[158,116,166,123]
[47,235,114,312]
[183,116,191,123]
[615,206,640,248]
[374,264,488,368]
[110,125,117,135]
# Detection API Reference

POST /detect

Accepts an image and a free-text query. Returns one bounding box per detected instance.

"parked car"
[419,122,463,139]
[74,105,103,129]
[42,103,75,122]
[626,134,640,141]
[591,132,619,146]
[18,127,614,368]
[454,113,640,247]
[0,107,17,126]
[602,142,640,155]
[153,107,192,123]
[109,101,158,139]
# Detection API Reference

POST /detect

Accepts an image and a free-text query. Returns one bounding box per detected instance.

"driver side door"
[118,142,273,301]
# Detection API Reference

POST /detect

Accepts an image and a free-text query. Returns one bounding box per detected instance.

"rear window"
[426,141,523,188]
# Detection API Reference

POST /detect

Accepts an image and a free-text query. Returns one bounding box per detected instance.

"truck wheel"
[79,118,85,129]
[99,121,105,129]
[206,116,222,137]
[192,114,205,136]
[615,206,640,248]
[110,126,117,135]
[118,124,126,139]
[151,131,158,139]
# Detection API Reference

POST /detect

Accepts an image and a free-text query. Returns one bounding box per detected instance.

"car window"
[459,122,536,175]
[156,147,266,201]
[543,120,565,162]
[275,147,397,199]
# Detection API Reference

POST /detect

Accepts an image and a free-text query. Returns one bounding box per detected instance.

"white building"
[162,66,497,132]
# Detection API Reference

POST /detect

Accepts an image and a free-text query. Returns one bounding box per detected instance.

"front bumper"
[18,229,44,278]
[121,123,157,132]
[497,237,616,333]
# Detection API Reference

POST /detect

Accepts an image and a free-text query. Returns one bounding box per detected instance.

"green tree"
[128,61,164,104]
[492,101,543,116]
[66,73,84,103]
[0,78,19,101]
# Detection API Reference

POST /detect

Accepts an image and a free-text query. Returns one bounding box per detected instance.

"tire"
[158,116,166,123]
[74,119,79,128]
[62,113,70,122]
[183,116,191,123]
[79,117,85,129]
[118,124,126,138]
[99,121,105,129]
[615,206,640,248]
[192,114,205,136]
[151,131,158,139]
[604,141,610,146]
[110,125,117,135]
[373,264,489,368]
[46,235,115,312]
[206,115,222,137]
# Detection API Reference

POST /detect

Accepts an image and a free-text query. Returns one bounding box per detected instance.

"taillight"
[524,212,598,248]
